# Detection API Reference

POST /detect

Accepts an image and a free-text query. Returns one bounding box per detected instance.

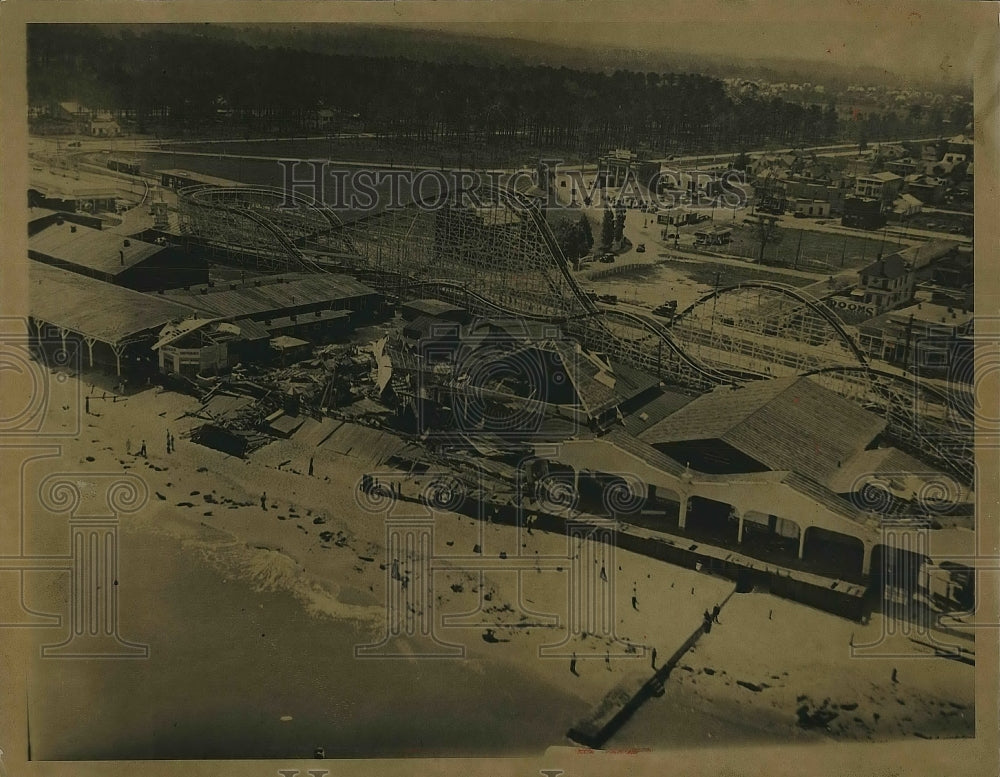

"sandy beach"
[22,366,975,757]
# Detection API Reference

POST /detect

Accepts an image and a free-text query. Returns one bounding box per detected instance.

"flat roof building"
[163,272,382,330]
[29,220,208,291]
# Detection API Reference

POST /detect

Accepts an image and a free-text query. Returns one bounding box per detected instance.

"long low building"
[28,261,201,375]
[161,272,382,326]
[28,167,121,213]
[29,263,384,378]
[30,219,208,291]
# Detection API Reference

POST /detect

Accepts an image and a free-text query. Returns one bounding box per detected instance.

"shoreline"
[24,370,975,757]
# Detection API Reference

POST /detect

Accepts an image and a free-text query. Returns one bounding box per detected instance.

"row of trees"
[30,26,850,153]
[547,206,629,263]
[600,207,626,249]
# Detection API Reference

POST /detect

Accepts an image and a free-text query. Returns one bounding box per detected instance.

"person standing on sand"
[126,439,131,456]
[651,647,658,670]
[308,457,314,476]
[570,653,578,676]
[138,440,146,458]
[261,492,267,511]
[712,604,721,623]
[892,667,898,684]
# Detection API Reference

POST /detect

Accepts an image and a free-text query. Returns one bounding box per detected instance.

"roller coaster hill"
[174,180,973,487]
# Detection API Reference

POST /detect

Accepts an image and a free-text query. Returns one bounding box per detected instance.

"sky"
[369,0,991,84]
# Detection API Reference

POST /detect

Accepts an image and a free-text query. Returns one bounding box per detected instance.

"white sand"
[39,366,975,746]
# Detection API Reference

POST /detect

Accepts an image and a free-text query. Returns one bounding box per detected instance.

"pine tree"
[600,208,615,249]
[578,213,594,250]
[613,207,626,245]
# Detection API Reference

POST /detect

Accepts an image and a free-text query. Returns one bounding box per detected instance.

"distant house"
[843,156,875,177]
[854,171,903,204]
[930,247,973,292]
[920,143,942,163]
[856,240,958,313]
[784,177,848,215]
[857,302,972,371]
[693,225,732,246]
[57,101,91,122]
[305,108,338,131]
[891,193,923,219]
[946,134,974,160]
[903,175,946,205]
[857,253,915,312]
[841,196,885,230]
[876,143,906,160]
[885,157,919,177]
[89,116,121,137]
[792,198,830,218]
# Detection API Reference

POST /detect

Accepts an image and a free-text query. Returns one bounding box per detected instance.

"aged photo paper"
[0,2,997,777]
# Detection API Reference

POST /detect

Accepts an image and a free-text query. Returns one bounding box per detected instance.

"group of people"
[702,604,722,632]
[125,431,175,458]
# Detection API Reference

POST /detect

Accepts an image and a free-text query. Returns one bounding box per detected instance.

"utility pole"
[794,229,804,269]
[710,271,721,341]
[877,223,890,260]
[900,313,915,370]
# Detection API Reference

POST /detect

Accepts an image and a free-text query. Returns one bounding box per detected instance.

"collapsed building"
[23,172,975,623]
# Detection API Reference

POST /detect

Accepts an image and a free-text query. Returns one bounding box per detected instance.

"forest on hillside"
[29,25,904,155]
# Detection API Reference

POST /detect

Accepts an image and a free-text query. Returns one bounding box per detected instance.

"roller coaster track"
[178,184,346,273]
[673,280,869,367]
[505,189,732,387]
[403,283,734,389]
[802,364,973,483]
[177,180,973,484]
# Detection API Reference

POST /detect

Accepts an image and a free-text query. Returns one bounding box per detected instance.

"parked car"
[636,243,646,253]
[597,294,618,305]
[600,253,616,263]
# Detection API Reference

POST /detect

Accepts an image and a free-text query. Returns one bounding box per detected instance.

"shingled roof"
[638,376,887,485]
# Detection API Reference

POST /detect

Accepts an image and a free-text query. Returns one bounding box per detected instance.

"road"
[647,136,947,168]
[31,132,950,176]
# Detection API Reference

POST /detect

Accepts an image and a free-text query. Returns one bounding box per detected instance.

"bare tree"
[747,213,781,264]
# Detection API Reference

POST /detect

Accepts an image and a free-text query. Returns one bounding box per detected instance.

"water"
[25,522,587,760]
